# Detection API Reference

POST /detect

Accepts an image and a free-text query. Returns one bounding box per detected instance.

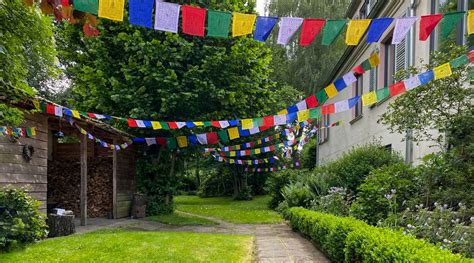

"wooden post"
[80,133,87,226]
[112,138,117,219]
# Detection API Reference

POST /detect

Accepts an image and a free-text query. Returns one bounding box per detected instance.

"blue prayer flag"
[229,120,239,126]
[286,112,297,123]
[129,0,154,28]
[235,151,241,157]
[254,16,279,42]
[287,105,298,113]
[188,135,198,145]
[348,96,360,108]
[418,70,434,85]
[238,126,250,137]
[133,138,145,143]
[186,122,196,128]
[143,120,152,127]
[366,18,393,43]
[334,78,346,91]
[64,108,73,117]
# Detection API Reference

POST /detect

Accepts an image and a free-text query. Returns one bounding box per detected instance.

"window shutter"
[394,37,407,73]
[369,66,377,91]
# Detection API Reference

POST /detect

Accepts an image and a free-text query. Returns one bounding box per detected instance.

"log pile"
[47,158,113,218]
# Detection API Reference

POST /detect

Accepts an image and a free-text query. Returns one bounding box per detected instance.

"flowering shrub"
[311,187,351,216]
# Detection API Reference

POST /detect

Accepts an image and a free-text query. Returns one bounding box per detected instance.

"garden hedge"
[284,207,470,263]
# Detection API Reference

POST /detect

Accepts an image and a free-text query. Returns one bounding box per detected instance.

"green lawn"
[146,211,217,225]
[0,229,254,263]
[175,195,282,224]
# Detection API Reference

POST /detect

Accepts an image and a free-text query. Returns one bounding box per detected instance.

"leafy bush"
[311,187,351,216]
[0,187,48,251]
[350,163,420,225]
[284,207,469,263]
[345,225,469,262]
[197,168,234,198]
[324,143,403,194]
[265,169,306,209]
[281,182,312,208]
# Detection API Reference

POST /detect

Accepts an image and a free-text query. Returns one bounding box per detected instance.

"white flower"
[443,204,448,209]
[391,189,397,194]
[434,202,439,206]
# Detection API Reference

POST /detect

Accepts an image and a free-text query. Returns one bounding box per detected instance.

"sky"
[256,0,267,15]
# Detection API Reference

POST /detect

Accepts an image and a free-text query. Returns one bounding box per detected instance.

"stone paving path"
[75,214,330,262]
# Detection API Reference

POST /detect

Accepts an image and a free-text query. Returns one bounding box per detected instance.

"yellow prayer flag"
[324,83,338,98]
[275,134,281,139]
[31,127,36,136]
[241,118,254,129]
[228,127,240,140]
[33,100,40,110]
[232,13,256,37]
[345,19,371,46]
[80,128,87,135]
[369,53,380,67]
[468,10,474,35]
[297,109,310,122]
[361,91,377,106]
[177,136,188,148]
[151,121,162,130]
[194,121,204,126]
[235,145,241,150]
[229,158,235,163]
[278,109,288,115]
[230,151,236,157]
[255,148,261,154]
[98,0,124,21]
[71,110,81,119]
[433,63,452,80]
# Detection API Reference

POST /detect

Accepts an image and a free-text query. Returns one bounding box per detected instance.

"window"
[383,30,409,87]
[318,115,329,144]
[359,0,378,19]
[369,64,378,91]
[354,75,363,119]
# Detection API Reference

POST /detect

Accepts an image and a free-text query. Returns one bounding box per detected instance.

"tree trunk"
[48,214,75,237]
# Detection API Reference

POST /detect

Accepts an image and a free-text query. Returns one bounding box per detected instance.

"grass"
[146,211,217,225]
[0,229,254,263]
[175,195,283,224]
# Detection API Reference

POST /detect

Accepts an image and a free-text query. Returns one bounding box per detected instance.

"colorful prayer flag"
[419,14,443,41]
[403,75,421,91]
[181,5,206,36]
[309,107,322,119]
[348,96,360,108]
[98,0,124,21]
[334,100,349,113]
[177,136,188,148]
[241,119,254,129]
[277,17,304,45]
[366,17,393,43]
[129,0,154,28]
[297,109,309,122]
[167,138,177,149]
[418,70,434,85]
[343,72,357,85]
[299,19,325,46]
[321,19,347,45]
[228,127,240,140]
[433,63,452,80]
[392,17,417,44]
[361,91,377,106]
[345,19,371,45]
[468,10,474,35]
[305,95,318,108]
[232,13,256,37]
[296,100,307,111]
[207,10,231,38]
[334,78,346,92]
[254,16,278,42]
[274,114,287,125]
[376,88,390,101]
[71,110,81,118]
[440,12,465,39]
[218,130,229,143]
[277,109,288,115]
[150,121,161,130]
[207,132,219,145]
[154,2,180,33]
[75,0,98,14]
[324,83,338,98]
[316,89,329,105]
[450,54,469,68]
[389,82,406,97]
[322,104,335,115]
[197,133,208,145]
[369,53,380,67]
[127,119,138,127]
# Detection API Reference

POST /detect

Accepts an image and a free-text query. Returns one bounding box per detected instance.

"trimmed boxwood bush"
[284,207,470,263]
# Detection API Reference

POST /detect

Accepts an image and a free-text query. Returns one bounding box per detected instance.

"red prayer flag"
[245,149,251,155]
[46,104,55,115]
[299,19,325,46]
[322,104,335,115]
[168,122,179,129]
[419,14,443,41]
[60,0,68,6]
[467,50,474,63]
[83,23,99,38]
[211,121,221,128]
[127,119,138,127]
[156,137,167,145]
[263,116,274,127]
[260,126,270,131]
[389,82,406,97]
[207,132,219,144]
[305,95,318,108]
[352,65,365,75]
[249,141,255,147]
[220,152,226,157]
[87,113,96,118]
[181,5,206,37]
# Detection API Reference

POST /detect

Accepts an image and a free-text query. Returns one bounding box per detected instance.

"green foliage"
[281,182,312,208]
[379,44,472,145]
[265,169,307,209]
[0,187,48,251]
[284,207,469,263]
[300,138,317,169]
[0,229,254,262]
[0,0,57,125]
[197,168,234,198]
[344,225,469,262]
[175,195,282,224]
[350,163,420,225]
[323,143,403,194]
[311,187,351,216]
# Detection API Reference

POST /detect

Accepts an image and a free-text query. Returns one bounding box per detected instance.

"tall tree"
[0,0,57,126]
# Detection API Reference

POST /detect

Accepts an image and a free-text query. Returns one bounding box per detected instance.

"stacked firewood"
[47,158,113,218]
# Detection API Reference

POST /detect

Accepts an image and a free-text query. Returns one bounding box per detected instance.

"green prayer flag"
[450,55,469,68]
[218,130,229,143]
[254,117,264,127]
[316,89,328,105]
[40,102,47,113]
[26,128,32,137]
[376,87,390,101]
[74,0,98,15]
[440,11,465,39]
[160,122,170,130]
[250,149,255,155]
[309,107,322,119]
[361,60,372,71]
[207,10,231,38]
[203,121,212,127]
[167,137,177,150]
[321,19,347,46]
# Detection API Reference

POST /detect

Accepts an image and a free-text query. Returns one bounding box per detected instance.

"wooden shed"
[0,103,136,225]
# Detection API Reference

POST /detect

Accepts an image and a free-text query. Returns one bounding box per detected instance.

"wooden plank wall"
[0,113,48,213]
[116,146,136,218]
